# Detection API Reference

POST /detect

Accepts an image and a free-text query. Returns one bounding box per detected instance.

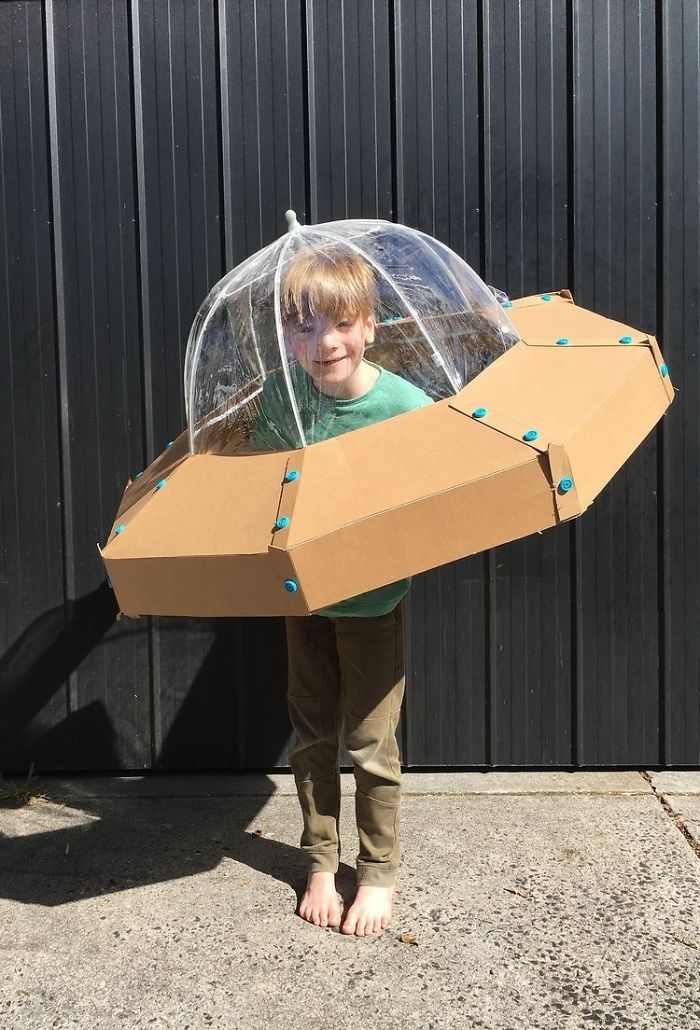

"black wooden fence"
[1,0,698,772]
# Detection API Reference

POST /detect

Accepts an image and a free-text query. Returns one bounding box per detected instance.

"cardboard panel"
[453,340,653,445]
[285,397,536,547]
[567,350,670,510]
[511,297,643,346]
[103,550,307,618]
[103,450,291,558]
[292,456,558,612]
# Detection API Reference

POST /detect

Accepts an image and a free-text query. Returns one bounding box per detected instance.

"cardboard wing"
[99,292,674,617]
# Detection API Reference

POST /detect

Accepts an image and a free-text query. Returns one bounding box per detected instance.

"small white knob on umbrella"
[285,209,301,232]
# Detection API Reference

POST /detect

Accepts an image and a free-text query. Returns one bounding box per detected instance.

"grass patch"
[0,763,49,807]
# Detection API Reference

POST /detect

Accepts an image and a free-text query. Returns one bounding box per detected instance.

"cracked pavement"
[1,771,699,1030]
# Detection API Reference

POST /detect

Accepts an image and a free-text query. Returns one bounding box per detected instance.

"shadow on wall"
[0,580,291,774]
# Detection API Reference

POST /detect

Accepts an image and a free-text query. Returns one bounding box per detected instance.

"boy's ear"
[364,315,375,344]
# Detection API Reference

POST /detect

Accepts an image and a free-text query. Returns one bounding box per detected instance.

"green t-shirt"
[250,361,433,617]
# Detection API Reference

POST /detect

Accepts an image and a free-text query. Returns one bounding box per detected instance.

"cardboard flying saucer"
[99,284,673,618]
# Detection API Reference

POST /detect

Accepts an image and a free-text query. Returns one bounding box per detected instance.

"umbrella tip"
[285,209,301,232]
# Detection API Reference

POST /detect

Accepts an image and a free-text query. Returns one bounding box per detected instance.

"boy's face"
[284,311,375,396]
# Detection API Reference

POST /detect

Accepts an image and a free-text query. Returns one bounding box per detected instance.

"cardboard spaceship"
[99,218,673,618]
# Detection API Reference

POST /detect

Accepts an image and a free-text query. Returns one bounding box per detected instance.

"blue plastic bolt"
[114,523,126,535]
[134,471,143,479]
[155,478,167,490]
[559,477,574,493]
[276,516,290,530]
[284,470,299,483]
[502,300,513,308]
[167,440,174,448]
[284,579,299,593]
[660,364,669,377]
[472,407,488,418]
[556,337,569,346]
[523,429,539,442]
[619,335,633,344]
[541,294,552,301]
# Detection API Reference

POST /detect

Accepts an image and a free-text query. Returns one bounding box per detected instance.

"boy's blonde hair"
[281,245,378,324]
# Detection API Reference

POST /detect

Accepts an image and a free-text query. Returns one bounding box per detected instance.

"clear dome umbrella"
[184,210,519,456]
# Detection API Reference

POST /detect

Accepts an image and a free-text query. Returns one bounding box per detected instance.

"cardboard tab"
[269,452,306,551]
[546,444,583,522]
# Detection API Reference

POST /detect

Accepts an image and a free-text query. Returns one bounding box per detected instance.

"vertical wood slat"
[1,1,698,772]
[0,2,67,769]
[573,0,660,765]
[662,0,700,764]
[482,0,572,766]
[396,0,489,765]
[44,0,149,769]
[307,0,392,222]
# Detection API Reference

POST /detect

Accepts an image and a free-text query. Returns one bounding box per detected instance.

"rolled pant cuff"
[306,853,340,875]
[355,864,398,888]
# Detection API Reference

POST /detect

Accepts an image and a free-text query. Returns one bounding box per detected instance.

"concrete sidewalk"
[1,771,699,1030]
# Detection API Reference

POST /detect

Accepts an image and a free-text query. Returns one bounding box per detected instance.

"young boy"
[251,245,432,936]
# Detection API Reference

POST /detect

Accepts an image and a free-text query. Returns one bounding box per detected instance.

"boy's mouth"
[314,357,345,367]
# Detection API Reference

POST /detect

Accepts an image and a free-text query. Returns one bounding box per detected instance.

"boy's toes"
[340,913,357,935]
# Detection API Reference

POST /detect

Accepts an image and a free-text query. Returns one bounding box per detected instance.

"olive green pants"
[285,602,405,887]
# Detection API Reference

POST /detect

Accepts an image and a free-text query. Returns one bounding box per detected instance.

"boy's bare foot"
[340,884,395,937]
[296,871,342,928]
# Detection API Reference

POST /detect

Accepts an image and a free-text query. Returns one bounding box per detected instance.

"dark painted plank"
[134,0,236,769]
[222,0,307,262]
[485,0,572,765]
[396,1,490,765]
[307,0,392,221]
[662,0,700,764]
[0,2,68,771]
[573,0,660,764]
[45,0,149,769]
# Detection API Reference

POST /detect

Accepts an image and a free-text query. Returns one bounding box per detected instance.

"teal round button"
[523,429,539,442]
[284,579,299,593]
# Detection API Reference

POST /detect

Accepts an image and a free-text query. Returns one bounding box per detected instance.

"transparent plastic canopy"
[184,216,519,455]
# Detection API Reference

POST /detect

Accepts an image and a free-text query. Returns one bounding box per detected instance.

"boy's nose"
[319,330,339,350]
